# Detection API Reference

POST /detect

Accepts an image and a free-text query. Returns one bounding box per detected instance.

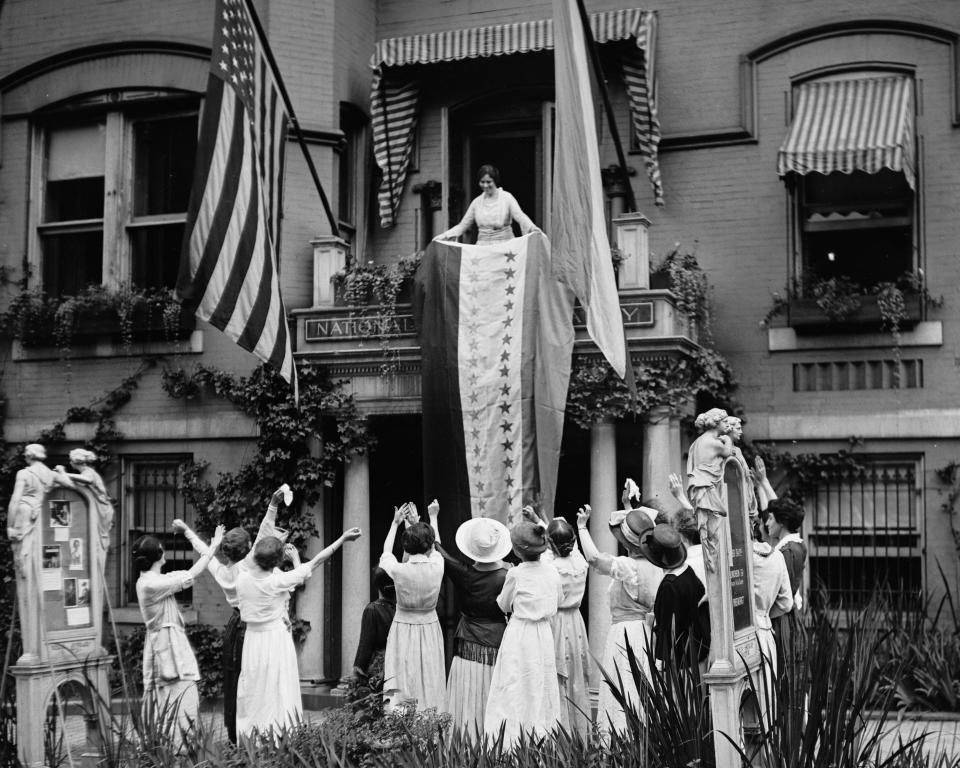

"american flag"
[177,0,293,383]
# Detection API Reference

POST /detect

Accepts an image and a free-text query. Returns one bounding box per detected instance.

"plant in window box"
[649,246,712,339]
[0,284,193,355]
[810,275,863,322]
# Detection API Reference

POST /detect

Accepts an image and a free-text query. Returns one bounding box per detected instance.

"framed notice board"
[41,488,93,633]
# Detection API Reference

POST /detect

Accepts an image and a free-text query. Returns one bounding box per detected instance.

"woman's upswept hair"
[546,517,576,557]
[401,521,435,555]
[132,535,163,572]
[476,164,501,186]
[221,527,252,563]
[253,536,285,570]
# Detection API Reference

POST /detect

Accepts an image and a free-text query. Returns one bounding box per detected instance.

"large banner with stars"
[414,232,575,546]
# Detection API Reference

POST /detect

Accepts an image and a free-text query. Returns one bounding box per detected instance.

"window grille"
[126,459,193,604]
[805,458,922,610]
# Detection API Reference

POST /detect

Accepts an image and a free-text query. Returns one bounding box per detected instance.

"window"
[123,458,194,605]
[337,102,370,256]
[779,74,918,293]
[35,96,199,297]
[805,458,922,610]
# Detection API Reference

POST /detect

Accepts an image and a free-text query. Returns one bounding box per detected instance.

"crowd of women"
[131,412,809,744]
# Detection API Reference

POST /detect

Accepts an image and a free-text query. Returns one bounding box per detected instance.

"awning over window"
[777,75,916,190]
[371,9,662,228]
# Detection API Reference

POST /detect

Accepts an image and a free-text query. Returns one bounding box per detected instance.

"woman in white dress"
[236,527,362,737]
[379,500,446,712]
[173,485,286,742]
[751,520,794,722]
[577,501,661,735]
[436,165,540,244]
[543,517,592,739]
[134,525,224,738]
[484,519,564,745]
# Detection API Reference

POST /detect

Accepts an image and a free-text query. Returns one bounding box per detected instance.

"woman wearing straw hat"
[577,494,661,735]
[483,518,564,744]
[436,517,513,732]
[643,523,708,667]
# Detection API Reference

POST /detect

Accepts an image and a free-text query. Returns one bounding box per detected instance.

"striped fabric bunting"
[370,8,662,227]
[178,0,294,383]
[777,75,916,189]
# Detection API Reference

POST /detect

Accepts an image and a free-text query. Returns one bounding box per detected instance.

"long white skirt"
[445,649,496,733]
[383,616,446,712]
[236,620,302,737]
[596,618,652,735]
[483,617,562,745]
[757,626,778,724]
[552,607,592,738]
[142,679,199,741]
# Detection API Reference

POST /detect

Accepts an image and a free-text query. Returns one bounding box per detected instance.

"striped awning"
[777,75,916,189]
[371,9,662,228]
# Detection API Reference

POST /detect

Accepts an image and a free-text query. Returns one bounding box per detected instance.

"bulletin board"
[41,489,93,633]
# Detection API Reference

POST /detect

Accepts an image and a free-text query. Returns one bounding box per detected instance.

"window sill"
[768,321,941,352]
[11,329,203,361]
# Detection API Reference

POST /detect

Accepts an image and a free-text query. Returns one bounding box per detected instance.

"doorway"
[470,131,542,236]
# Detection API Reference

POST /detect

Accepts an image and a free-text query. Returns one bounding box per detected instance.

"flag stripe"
[178,0,295,385]
[190,95,247,308]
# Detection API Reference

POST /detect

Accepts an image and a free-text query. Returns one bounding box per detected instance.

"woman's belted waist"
[610,609,651,625]
[394,606,438,625]
[244,616,290,633]
[754,613,772,631]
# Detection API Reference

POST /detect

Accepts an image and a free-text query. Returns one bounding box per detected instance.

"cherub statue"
[686,409,734,572]
[56,448,114,569]
[720,416,758,518]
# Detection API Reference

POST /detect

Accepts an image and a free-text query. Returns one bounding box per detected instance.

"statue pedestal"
[10,654,113,768]
[702,458,763,768]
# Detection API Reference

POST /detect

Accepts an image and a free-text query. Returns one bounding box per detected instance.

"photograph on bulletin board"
[43,493,93,632]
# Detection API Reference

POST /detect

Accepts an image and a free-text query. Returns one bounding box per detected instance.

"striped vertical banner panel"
[177,0,294,383]
[370,8,663,226]
[777,75,915,189]
[371,73,420,228]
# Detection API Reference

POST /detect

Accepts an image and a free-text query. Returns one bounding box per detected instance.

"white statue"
[57,448,114,575]
[686,409,734,573]
[7,444,66,659]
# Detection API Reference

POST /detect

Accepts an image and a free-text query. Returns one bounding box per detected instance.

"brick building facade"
[1,0,958,691]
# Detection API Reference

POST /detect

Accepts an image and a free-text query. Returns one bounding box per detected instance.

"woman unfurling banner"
[413,233,574,546]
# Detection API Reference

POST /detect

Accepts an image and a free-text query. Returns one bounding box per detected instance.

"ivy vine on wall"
[160,363,374,548]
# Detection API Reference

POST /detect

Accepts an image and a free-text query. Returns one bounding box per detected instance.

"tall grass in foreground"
[6,593,960,767]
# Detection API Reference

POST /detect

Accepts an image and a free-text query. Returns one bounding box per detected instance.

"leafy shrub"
[109,623,224,700]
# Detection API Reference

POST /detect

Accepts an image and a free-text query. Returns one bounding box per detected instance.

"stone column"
[641,405,676,508]
[297,437,327,682]
[339,453,371,680]
[613,212,651,290]
[311,236,349,307]
[588,419,618,686]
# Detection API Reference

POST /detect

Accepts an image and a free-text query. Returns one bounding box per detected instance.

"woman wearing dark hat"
[645,523,708,667]
[437,517,513,732]
[765,498,807,672]
[577,501,661,734]
[543,517,591,738]
[483,519,564,744]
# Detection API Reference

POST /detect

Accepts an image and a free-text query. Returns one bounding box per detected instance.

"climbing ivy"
[161,363,374,547]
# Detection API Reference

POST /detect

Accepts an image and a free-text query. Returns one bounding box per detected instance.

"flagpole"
[242,0,340,237]
[574,0,638,213]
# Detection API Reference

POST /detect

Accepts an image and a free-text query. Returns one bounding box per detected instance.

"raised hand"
[577,505,591,528]
[427,499,440,518]
[392,504,407,526]
[271,487,285,506]
[405,502,420,525]
[668,474,684,499]
[754,456,768,481]
[210,525,226,550]
[343,527,363,541]
[172,519,188,534]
